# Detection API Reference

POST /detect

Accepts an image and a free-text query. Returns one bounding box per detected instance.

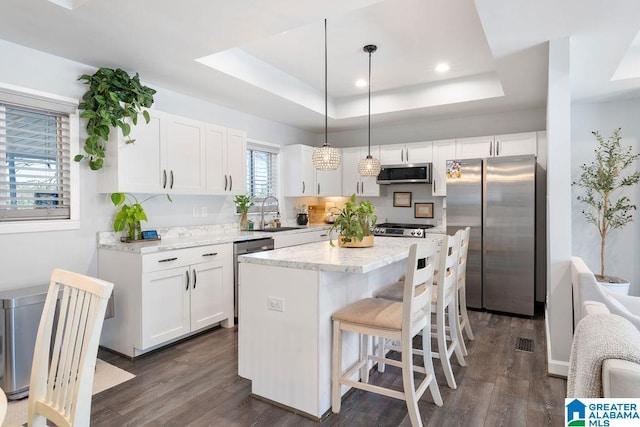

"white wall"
[545,37,573,376]
[326,107,547,147]
[0,39,316,291]
[571,99,640,295]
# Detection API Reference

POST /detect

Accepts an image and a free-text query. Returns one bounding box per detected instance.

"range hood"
[377,163,432,184]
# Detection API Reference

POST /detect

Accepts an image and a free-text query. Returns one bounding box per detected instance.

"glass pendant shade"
[312,144,341,170]
[358,155,381,176]
[359,44,380,177]
[314,19,342,171]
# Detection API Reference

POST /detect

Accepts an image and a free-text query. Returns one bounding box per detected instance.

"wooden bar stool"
[331,241,442,427]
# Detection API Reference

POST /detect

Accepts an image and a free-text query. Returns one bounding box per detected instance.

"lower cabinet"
[99,243,233,357]
[274,229,332,249]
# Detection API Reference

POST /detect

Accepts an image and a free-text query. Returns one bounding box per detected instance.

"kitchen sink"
[252,227,304,232]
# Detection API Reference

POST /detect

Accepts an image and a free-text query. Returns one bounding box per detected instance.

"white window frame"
[244,139,280,214]
[0,82,79,234]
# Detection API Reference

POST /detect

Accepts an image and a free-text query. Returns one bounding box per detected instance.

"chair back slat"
[457,227,470,290]
[29,269,113,427]
[403,240,437,335]
[437,232,460,305]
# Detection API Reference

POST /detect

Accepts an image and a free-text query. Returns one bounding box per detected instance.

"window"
[0,83,79,233]
[245,143,279,214]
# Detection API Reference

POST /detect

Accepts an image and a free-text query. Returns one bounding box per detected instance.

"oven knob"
[410,231,415,235]
[416,230,423,236]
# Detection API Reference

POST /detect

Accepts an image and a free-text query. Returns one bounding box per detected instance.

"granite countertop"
[98,224,331,254]
[238,234,445,274]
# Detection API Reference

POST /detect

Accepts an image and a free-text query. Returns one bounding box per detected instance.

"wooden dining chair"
[28,268,114,427]
[456,226,475,356]
[331,241,442,427]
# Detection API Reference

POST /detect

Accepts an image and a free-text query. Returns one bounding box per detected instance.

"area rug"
[4,359,135,426]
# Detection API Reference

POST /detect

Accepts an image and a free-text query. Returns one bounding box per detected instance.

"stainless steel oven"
[233,237,274,317]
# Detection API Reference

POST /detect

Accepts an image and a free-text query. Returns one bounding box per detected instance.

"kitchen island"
[237,235,444,419]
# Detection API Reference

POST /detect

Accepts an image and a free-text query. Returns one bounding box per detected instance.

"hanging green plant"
[75,67,157,170]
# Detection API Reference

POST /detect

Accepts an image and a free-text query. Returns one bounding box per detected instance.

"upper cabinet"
[456,132,537,159]
[283,145,316,197]
[165,115,206,194]
[98,110,247,196]
[431,139,456,196]
[205,124,247,195]
[380,141,432,165]
[342,146,380,197]
[283,144,342,197]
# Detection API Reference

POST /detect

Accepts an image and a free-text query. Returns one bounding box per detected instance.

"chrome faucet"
[259,196,279,229]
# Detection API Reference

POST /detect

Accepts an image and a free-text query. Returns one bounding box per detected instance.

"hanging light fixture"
[312,19,341,171]
[358,44,381,177]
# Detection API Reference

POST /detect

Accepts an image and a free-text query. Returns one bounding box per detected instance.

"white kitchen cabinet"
[97,109,166,193]
[456,132,536,159]
[283,144,342,197]
[494,132,537,157]
[205,124,247,195]
[98,111,207,194]
[99,243,233,357]
[341,146,380,197]
[431,139,456,196]
[165,115,207,194]
[316,166,342,196]
[379,141,432,165]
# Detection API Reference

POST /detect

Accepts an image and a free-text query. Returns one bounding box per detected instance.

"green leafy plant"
[328,194,377,247]
[76,68,157,170]
[111,193,171,240]
[574,128,640,280]
[233,195,254,213]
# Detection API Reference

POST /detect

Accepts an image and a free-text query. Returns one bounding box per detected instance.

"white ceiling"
[0,0,639,133]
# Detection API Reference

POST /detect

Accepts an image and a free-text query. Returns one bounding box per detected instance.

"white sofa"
[571,256,640,330]
[569,257,640,397]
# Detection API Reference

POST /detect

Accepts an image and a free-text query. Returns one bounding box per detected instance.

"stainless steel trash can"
[0,284,51,400]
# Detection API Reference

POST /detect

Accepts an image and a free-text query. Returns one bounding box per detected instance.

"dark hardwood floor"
[93,309,566,426]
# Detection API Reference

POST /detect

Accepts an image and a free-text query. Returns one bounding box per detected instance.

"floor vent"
[515,337,534,353]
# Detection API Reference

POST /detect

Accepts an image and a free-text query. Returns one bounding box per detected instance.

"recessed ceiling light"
[355,79,367,88]
[435,63,450,73]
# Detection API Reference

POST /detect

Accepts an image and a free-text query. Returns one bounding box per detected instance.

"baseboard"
[545,306,569,378]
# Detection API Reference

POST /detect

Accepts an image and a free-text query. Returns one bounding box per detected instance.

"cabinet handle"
[361,181,364,194]
[185,270,190,291]
[401,148,404,163]
[302,181,305,194]
[158,257,178,263]
[433,179,436,193]
[202,252,218,257]
[318,183,320,194]
[170,170,174,189]
[224,175,228,191]
[496,140,500,156]
[193,268,197,289]
[356,182,360,194]
[406,148,409,162]
[229,175,233,192]
[320,234,328,237]
[163,170,167,189]
[489,141,493,156]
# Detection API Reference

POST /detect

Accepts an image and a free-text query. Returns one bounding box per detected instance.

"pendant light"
[312,19,341,171]
[358,44,381,177]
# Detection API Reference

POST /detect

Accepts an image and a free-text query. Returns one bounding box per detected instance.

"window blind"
[246,148,278,213]
[0,104,71,221]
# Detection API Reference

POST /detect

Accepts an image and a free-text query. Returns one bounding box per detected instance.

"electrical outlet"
[267,297,284,312]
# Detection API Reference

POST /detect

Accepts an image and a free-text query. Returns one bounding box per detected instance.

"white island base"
[237,236,442,419]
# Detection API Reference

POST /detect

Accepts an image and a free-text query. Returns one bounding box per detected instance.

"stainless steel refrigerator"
[446,155,535,316]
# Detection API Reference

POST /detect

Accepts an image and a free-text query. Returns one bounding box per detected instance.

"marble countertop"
[98,224,331,254]
[238,234,445,274]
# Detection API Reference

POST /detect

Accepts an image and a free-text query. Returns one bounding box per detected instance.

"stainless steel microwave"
[377,163,432,184]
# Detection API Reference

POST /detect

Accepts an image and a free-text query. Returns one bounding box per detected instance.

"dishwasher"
[233,237,274,318]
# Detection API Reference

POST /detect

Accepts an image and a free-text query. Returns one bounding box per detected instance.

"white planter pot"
[598,279,631,296]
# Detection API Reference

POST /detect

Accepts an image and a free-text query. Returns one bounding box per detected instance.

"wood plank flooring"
[93,308,567,426]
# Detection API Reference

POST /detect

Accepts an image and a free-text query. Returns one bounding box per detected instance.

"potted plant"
[234,195,254,230]
[111,192,171,241]
[328,194,377,247]
[574,127,640,292]
[75,68,157,170]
